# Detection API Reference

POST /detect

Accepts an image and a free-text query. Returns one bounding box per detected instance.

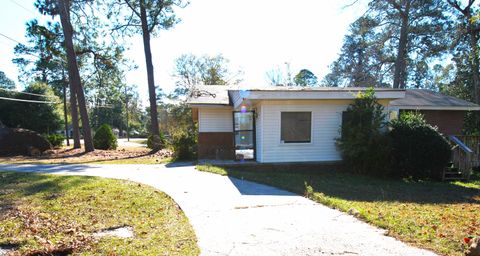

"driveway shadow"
[218,166,480,204]
[0,164,101,174]
[164,161,195,168]
[228,176,296,196]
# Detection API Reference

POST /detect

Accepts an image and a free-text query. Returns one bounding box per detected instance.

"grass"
[0,172,199,255]
[197,165,480,256]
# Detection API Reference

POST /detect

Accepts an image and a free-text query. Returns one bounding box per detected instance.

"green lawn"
[197,165,480,256]
[0,172,199,255]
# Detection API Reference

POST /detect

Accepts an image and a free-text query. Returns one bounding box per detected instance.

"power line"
[8,0,53,24]
[0,32,43,58]
[0,87,52,98]
[0,32,23,45]
[8,0,38,16]
[0,96,58,104]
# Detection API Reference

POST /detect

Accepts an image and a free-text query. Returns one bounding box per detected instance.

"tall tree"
[447,0,480,105]
[0,71,15,90]
[294,69,318,86]
[173,53,243,97]
[109,0,188,136]
[327,0,450,88]
[13,20,64,88]
[12,19,76,146]
[36,0,95,151]
[323,17,388,87]
[265,62,294,86]
[57,0,94,151]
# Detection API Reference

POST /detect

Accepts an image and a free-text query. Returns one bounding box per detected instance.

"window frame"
[280,111,313,144]
[232,111,256,161]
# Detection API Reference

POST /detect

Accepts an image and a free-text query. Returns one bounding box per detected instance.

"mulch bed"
[1,148,172,164]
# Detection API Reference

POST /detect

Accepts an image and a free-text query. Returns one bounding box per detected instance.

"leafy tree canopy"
[0,82,62,134]
[0,71,15,90]
[173,53,243,97]
[294,69,318,86]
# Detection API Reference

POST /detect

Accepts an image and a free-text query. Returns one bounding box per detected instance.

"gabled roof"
[390,89,480,111]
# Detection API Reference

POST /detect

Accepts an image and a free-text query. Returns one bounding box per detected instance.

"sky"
[0,0,366,105]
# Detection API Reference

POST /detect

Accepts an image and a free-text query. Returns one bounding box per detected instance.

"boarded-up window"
[341,111,352,138]
[281,112,311,143]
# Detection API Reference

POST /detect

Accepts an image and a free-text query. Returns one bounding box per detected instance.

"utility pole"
[62,68,70,146]
[125,85,130,141]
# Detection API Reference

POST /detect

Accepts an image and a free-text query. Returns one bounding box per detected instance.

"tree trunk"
[58,0,94,152]
[393,2,410,89]
[140,0,160,136]
[69,81,81,148]
[125,86,130,142]
[62,69,70,146]
[468,18,480,105]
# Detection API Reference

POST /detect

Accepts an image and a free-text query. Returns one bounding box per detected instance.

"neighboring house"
[187,86,480,163]
[390,89,480,135]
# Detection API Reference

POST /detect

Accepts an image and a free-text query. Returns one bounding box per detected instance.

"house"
[390,89,480,135]
[187,86,480,163]
[189,86,397,162]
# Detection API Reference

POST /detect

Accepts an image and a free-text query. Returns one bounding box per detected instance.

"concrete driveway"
[0,163,437,256]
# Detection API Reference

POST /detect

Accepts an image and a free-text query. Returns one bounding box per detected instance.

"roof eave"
[394,105,480,111]
[188,103,232,108]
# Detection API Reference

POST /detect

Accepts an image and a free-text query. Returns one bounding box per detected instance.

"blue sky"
[0,0,366,104]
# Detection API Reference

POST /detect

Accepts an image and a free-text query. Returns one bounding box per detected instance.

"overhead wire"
[0,85,58,104]
[0,96,59,104]
[0,87,52,98]
[8,0,38,16]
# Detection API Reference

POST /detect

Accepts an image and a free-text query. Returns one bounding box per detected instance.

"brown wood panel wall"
[402,110,466,135]
[198,132,235,160]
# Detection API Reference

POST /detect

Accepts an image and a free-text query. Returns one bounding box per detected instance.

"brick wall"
[402,110,466,135]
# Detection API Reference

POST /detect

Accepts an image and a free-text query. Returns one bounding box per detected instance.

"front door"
[233,111,255,161]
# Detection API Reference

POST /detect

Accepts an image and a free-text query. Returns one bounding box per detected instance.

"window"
[234,111,255,160]
[341,111,351,138]
[281,112,311,143]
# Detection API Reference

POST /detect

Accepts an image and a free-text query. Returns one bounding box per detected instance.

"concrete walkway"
[0,164,437,256]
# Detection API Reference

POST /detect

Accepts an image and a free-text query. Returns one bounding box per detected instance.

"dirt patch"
[93,226,134,239]
[0,147,172,164]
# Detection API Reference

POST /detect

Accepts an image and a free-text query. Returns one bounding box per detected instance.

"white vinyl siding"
[260,102,347,163]
[198,108,233,132]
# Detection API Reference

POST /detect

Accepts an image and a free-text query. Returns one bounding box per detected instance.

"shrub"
[46,134,65,148]
[0,127,51,156]
[336,88,391,176]
[147,133,165,150]
[389,112,452,179]
[169,129,197,160]
[93,124,117,150]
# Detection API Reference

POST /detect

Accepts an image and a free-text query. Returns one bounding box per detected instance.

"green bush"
[389,112,452,179]
[336,88,391,176]
[93,124,118,150]
[169,129,197,160]
[46,134,65,148]
[147,133,165,150]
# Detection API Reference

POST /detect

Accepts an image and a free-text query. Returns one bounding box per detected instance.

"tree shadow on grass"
[0,172,94,212]
[220,166,480,205]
